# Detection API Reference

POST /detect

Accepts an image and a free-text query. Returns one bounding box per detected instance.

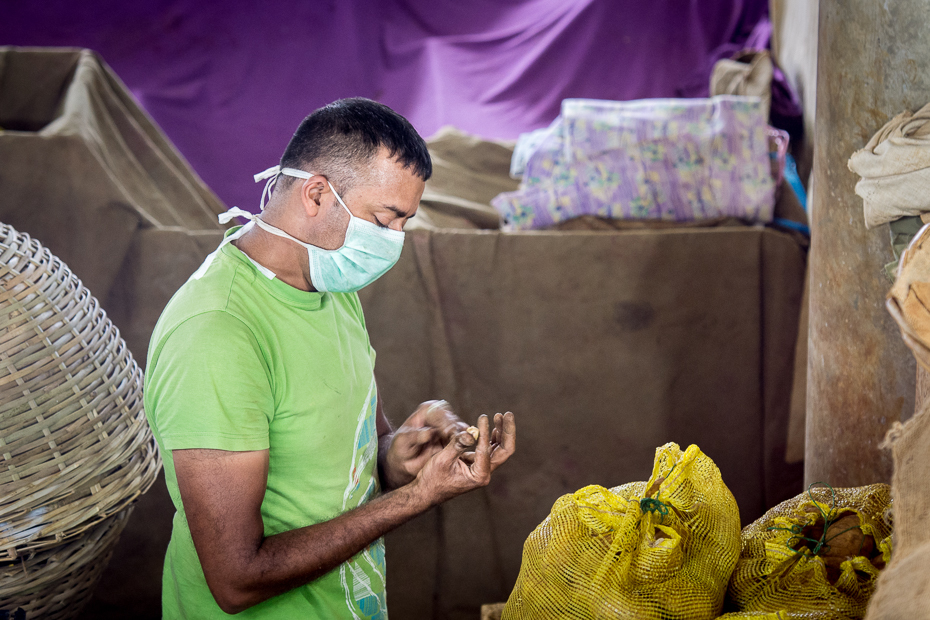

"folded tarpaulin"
[493,96,775,230]
[0,47,227,361]
[848,102,930,229]
[413,126,518,230]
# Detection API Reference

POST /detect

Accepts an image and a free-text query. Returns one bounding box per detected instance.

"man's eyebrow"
[381,205,415,219]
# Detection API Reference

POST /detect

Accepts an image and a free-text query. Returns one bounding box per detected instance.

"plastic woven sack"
[726,483,892,620]
[493,96,775,230]
[503,443,741,620]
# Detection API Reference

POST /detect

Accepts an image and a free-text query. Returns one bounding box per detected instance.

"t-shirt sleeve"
[147,311,274,452]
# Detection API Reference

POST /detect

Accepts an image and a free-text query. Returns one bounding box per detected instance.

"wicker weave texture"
[0,508,132,620]
[0,223,161,560]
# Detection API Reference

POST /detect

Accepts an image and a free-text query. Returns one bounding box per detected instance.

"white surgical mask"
[219,166,405,293]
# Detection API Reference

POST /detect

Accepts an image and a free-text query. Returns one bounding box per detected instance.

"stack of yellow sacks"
[504,442,891,620]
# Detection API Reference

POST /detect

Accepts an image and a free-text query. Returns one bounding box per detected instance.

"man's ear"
[299,176,328,217]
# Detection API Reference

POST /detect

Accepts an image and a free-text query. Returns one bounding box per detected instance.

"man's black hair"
[279,98,431,196]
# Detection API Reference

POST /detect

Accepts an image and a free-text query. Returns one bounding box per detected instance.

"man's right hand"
[173,410,515,615]
[411,411,516,506]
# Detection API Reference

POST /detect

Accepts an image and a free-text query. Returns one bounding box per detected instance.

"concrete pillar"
[806,0,930,486]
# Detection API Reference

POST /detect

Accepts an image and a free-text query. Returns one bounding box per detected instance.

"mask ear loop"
[277,167,350,217]
[326,181,354,218]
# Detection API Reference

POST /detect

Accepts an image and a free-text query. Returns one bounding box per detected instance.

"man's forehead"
[354,152,425,192]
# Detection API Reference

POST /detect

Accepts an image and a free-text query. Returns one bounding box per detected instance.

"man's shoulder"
[147,253,263,364]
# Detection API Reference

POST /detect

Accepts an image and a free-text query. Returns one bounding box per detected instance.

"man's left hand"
[382,400,469,489]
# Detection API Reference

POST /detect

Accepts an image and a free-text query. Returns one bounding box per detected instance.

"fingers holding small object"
[461,413,504,452]
[434,427,472,468]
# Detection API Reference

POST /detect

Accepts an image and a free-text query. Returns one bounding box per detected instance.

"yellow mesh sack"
[503,443,741,620]
[725,483,893,620]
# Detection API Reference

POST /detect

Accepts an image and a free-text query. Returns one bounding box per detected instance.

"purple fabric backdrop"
[2,0,766,211]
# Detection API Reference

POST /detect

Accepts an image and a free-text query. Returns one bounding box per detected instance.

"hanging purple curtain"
[1,0,767,210]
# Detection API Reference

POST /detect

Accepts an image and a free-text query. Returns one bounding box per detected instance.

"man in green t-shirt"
[144,98,516,619]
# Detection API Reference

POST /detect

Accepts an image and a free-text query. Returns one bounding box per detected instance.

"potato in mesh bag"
[503,443,741,620]
[725,483,892,620]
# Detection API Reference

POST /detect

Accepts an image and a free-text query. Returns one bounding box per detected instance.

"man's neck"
[233,224,316,292]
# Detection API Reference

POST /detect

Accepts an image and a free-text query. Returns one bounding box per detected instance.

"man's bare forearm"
[180,412,511,615]
[210,479,433,614]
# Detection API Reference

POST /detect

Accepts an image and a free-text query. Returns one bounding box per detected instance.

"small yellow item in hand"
[466,426,480,441]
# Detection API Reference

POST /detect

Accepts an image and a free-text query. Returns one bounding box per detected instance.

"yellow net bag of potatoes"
[503,443,741,620]
[725,483,892,620]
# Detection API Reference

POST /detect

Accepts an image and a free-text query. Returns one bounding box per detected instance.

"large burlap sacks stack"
[0,223,160,619]
[849,138,930,617]
[725,484,892,620]
[866,233,930,617]
[0,47,227,363]
[503,443,741,620]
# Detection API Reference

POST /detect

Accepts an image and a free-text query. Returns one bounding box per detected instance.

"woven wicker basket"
[0,222,161,560]
[0,508,132,620]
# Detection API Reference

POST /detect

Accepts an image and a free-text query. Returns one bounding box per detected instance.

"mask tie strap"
[254,165,283,211]
[218,207,255,225]
[218,206,314,249]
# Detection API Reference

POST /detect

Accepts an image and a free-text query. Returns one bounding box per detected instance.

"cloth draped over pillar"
[849,102,930,229]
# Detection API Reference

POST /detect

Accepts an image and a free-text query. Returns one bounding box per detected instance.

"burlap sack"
[0,47,227,362]
[864,395,930,619]
[412,126,518,230]
[710,50,774,120]
[848,102,930,229]
[865,540,930,618]
[886,223,930,372]
[870,212,930,618]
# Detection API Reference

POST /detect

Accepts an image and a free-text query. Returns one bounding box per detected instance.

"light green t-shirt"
[144,227,387,619]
